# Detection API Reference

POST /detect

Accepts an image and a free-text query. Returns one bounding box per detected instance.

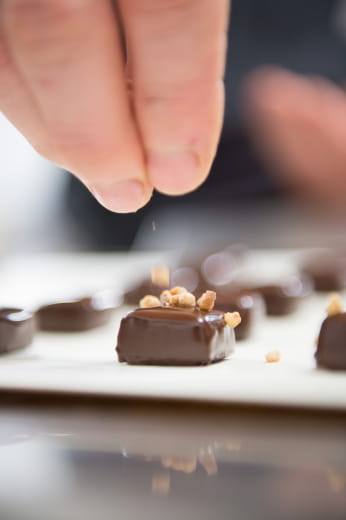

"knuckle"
[5,0,85,50]
[136,86,188,110]
[0,36,11,71]
[136,79,189,105]
[29,137,57,164]
[49,132,117,176]
[138,92,178,107]
[6,0,81,24]
[128,0,199,15]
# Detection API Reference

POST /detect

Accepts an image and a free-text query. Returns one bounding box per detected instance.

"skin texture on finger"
[2,0,152,213]
[0,14,46,147]
[243,68,346,208]
[119,0,230,195]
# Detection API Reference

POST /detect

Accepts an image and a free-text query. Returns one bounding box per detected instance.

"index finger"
[3,0,153,213]
[120,0,230,195]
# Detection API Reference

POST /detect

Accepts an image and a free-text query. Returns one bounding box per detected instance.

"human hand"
[243,67,346,208]
[0,0,229,212]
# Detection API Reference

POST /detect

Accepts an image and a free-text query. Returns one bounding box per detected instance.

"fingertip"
[148,149,207,195]
[89,179,153,213]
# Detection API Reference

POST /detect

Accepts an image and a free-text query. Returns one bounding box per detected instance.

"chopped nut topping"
[170,286,187,295]
[151,264,170,288]
[224,311,242,328]
[326,469,345,494]
[265,350,281,363]
[161,457,197,473]
[160,289,173,306]
[151,471,170,496]
[171,291,196,308]
[197,290,216,311]
[326,293,344,316]
[198,453,218,476]
[224,441,241,452]
[139,295,161,308]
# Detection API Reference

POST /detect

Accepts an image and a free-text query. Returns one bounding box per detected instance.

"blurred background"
[1,0,346,255]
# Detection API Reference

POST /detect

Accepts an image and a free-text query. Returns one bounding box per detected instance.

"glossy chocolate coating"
[0,308,36,354]
[215,291,264,340]
[116,307,235,366]
[315,313,346,370]
[301,254,346,292]
[38,292,117,332]
[124,280,168,305]
[253,277,311,316]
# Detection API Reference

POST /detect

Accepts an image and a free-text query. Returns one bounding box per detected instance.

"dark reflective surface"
[0,394,345,520]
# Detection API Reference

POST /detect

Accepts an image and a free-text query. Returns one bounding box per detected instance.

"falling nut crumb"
[326,293,344,316]
[170,286,187,295]
[151,264,170,288]
[265,350,281,363]
[139,295,161,308]
[224,312,242,328]
[197,290,216,311]
[160,289,172,306]
[171,292,196,308]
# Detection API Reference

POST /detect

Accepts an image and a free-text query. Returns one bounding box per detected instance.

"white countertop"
[0,250,345,410]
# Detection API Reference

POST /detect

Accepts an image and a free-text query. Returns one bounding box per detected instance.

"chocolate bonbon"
[200,249,240,289]
[38,291,118,332]
[215,291,264,340]
[117,288,239,366]
[0,308,35,354]
[123,269,200,306]
[316,313,346,370]
[171,266,201,294]
[253,276,311,316]
[124,265,170,305]
[315,295,346,370]
[175,244,247,296]
[124,279,168,305]
[301,252,346,292]
[116,307,235,366]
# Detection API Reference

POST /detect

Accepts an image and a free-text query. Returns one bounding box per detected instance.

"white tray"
[0,251,345,410]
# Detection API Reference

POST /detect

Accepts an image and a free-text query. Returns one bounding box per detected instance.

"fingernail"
[91,180,146,213]
[148,150,200,195]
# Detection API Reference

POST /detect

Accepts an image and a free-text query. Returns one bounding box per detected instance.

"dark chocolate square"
[316,313,346,370]
[215,292,264,340]
[116,307,235,366]
[0,308,35,354]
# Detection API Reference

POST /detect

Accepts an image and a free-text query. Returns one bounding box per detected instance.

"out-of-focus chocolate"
[215,291,264,340]
[200,250,240,288]
[124,266,201,305]
[116,307,235,366]
[124,245,247,306]
[315,313,346,370]
[0,308,36,354]
[179,242,248,271]
[38,291,118,332]
[199,249,245,294]
[124,279,169,305]
[301,253,346,292]
[178,244,247,294]
[171,266,201,294]
[253,276,312,316]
